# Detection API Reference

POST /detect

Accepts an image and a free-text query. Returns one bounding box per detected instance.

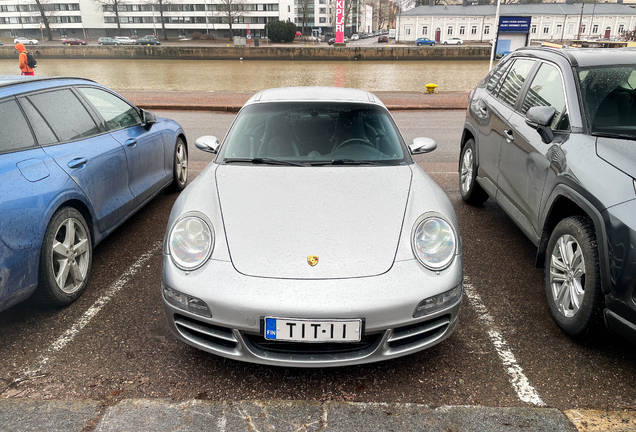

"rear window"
[578,65,636,137]
[0,99,35,153]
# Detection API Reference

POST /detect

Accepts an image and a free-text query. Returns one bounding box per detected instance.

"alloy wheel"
[51,217,90,294]
[460,147,474,194]
[549,234,586,318]
[176,141,188,186]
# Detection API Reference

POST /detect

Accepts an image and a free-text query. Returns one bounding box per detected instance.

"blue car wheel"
[38,207,93,306]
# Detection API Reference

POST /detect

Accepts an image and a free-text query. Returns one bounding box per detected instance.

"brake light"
[468,89,474,102]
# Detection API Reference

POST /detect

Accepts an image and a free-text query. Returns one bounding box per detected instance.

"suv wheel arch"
[537,185,611,296]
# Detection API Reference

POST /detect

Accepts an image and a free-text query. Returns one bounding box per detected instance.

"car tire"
[37,207,92,307]
[459,139,488,205]
[544,216,604,338]
[417,42,422,46]
[99,42,103,45]
[432,43,435,46]
[169,137,188,192]
[443,41,447,45]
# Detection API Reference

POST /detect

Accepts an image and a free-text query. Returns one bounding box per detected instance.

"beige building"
[396,2,636,43]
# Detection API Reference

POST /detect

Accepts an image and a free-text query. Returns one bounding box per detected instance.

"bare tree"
[152,0,170,40]
[217,0,248,39]
[30,0,53,41]
[296,0,313,35]
[371,0,390,30]
[95,0,124,36]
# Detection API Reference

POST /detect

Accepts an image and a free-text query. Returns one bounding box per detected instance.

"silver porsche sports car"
[162,87,463,367]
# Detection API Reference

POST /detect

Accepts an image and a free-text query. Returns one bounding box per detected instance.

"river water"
[0,58,489,93]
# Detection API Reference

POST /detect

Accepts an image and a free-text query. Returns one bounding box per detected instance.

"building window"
[319,7,326,13]
[592,24,598,33]
[581,24,586,34]
[530,25,536,34]
[471,26,477,35]
[319,17,326,23]
[288,5,290,12]
[543,25,549,34]
[619,24,625,33]
[405,26,411,36]
[568,24,574,34]
[422,26,428,35]
[447,26,453,35]
[484,26,490,35]
[556,24,562,34]
[459,26,465,35]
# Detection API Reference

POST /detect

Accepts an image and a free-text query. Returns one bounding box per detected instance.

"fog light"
[413,284,462,318]
[163,284,212,318]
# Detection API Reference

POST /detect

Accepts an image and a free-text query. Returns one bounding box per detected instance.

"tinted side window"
[497,59,536,108]
[522,63,569,131]
[28,89,100,142]
[78,87,141,130]
[19,97,58,145]
[0,99,35,153]
[486,60,512,93]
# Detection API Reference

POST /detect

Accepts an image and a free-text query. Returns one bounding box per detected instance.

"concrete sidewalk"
[119,91,470,113]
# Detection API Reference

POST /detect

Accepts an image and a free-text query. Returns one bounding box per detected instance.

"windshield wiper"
[223,157,306,167]
[592,131,636,141]
[310,159,383,166]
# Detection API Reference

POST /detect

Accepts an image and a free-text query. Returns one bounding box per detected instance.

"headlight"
[168,214,214,270]
[412,215,457,270]
[413,284,462,317]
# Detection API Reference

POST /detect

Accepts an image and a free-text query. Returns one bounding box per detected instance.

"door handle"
[125,138,138,147]
[68,157,88,169]
[504,129,515,142]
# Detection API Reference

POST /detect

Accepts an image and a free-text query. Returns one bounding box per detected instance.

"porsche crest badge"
[307,256,319,267]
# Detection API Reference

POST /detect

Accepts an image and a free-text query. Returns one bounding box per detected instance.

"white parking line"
[20,242,162,379]
[463,275,545,406]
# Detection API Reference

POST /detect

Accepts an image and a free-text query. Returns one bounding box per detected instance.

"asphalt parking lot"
[1,110,635,429]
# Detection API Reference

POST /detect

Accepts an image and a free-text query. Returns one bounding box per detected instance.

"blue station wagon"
[0,76,188,311]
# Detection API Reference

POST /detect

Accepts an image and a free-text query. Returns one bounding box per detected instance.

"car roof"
[514,47,636,68]
[0,76,97,97]
[247,86,386,107]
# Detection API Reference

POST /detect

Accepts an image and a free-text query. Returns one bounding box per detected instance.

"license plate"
[264,317,362,342]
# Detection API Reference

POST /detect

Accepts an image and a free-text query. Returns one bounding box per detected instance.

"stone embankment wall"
[0,45,490,61]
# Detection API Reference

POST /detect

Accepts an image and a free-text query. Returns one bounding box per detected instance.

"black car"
[459,47,636,342]
[137,35,161,45]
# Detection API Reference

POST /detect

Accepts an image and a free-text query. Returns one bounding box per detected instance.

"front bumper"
[162,254,463,367]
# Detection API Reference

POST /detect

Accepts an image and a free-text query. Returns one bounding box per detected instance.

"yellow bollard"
[425,83,438,94]
[227,44,229,47]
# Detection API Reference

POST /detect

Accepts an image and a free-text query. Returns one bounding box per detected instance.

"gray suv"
[459,47,636,342]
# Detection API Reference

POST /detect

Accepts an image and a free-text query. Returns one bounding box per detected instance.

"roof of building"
[399,3,636,17]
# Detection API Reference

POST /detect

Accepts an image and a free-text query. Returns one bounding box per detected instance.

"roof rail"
[0,76,96,90]
[514,46,578,67]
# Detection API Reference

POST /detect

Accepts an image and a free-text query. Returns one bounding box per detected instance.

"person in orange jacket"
[15,43,35,75]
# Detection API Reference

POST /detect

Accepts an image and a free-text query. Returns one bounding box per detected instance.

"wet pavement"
[1,110,635,430]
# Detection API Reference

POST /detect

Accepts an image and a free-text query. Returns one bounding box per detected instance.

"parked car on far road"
[14,37,38,45]
[162,86,463,367]
[115,36,137,45]
[351,34,359,41]
[378,35,389,43]
[416,37,436,46]
[61,38,87,46]
[0,75,188,313]
[98,37,122,46]
[459,47,636,343]
[137,35,161,45]
[443,37,463,45]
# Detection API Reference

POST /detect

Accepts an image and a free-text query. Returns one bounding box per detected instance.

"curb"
[0,399,581,432]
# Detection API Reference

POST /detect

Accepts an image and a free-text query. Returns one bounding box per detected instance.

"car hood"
[596,136,636,179]
[216,164,412,279]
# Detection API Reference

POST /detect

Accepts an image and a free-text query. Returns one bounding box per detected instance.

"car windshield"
[218,102,410,165]
[578,65,636,138]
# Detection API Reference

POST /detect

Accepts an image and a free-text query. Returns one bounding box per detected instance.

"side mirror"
[409,137,437,155]
[195,135,220,154]
[525,106,556,144]
[141,109,157,131]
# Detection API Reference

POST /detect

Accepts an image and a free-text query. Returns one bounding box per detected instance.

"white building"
[396,2,636,43]
[0,0,294,39]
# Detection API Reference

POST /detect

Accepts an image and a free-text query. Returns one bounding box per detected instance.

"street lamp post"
[488,0,501,71]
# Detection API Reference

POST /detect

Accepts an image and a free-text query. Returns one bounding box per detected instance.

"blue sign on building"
[499,16,531,33]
